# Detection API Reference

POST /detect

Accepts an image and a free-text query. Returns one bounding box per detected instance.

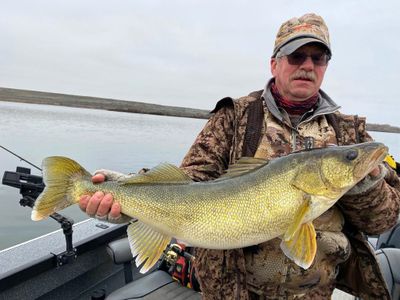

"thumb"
[92,173,106,183]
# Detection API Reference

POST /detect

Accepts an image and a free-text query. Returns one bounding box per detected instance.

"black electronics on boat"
[2,167,77,267]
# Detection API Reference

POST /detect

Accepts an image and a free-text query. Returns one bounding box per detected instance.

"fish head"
[291,142,388,201]
[320,142,388,193]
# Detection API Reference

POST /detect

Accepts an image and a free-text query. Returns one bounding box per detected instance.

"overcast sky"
[1,0,399,126]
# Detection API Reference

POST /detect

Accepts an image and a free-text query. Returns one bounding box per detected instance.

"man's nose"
[300,56,314,71]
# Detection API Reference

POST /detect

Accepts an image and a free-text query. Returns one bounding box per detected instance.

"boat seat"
[106,238,201,299]
[106,270,201,300]
[375,248,400,300]
[107,237,133,264]
[106,234,400,300]
[367,236,378,249]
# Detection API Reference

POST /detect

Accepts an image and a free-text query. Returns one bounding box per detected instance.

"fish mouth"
[354,143,388,179]
[371,146,388,163]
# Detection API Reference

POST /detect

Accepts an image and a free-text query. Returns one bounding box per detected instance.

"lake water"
[0,101,206,250]
[0,101,399,250]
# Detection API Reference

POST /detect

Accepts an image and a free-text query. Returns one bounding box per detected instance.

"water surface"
[0,102,206,250]
[1,101,399,250]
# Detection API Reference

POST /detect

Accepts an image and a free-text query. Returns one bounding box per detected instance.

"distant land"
[0,87,209,120]
[0,87,399,134]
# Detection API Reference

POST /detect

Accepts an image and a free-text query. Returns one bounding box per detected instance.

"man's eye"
[292,53,305,59]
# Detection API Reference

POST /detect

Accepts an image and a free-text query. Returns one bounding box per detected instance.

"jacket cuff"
[346,164,387,195]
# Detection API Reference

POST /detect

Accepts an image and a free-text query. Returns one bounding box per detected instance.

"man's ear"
[270,58,277,76]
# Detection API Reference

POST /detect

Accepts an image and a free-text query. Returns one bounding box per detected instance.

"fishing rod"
[0,145,42,171]
[1,145,77,266]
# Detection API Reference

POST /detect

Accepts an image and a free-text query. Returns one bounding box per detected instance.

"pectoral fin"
[127,221,171,273]
[280,222,317,269]
[284,194,311,241]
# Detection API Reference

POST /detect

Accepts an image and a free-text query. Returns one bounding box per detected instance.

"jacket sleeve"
[179,105,235,181]
[339,130,400,235]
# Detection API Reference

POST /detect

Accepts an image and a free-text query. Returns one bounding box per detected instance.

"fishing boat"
[1,164,399,300]
[0,89,399,299]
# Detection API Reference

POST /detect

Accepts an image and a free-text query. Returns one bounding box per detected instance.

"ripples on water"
[1,102,399,250]
[0,102,206,250]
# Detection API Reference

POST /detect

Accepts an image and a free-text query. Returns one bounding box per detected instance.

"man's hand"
[346,164,386,196]
[78,173,122,219]
[369,166,380,178]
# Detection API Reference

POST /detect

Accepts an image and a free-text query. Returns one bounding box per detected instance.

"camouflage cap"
[272,13,331,58]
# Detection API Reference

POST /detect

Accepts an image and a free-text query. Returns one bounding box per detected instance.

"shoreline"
[0,87,210,120]
[0,87,399,133]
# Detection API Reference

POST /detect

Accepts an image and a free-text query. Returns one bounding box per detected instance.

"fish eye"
[345,150,358,161]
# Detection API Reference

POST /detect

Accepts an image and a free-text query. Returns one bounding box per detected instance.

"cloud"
[0,0,399,125]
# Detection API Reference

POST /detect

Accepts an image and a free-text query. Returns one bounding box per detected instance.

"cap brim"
[278,37,331,56]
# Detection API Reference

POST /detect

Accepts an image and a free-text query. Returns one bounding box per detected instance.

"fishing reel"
[2,167,77,267]
[161,243,195,268]
[2,166,44,208]
[159,243,199,291]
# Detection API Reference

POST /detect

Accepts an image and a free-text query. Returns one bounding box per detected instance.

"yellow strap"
[384,155,397,169]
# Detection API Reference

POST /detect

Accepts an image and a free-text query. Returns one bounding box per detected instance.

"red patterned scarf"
[271,82,319,115]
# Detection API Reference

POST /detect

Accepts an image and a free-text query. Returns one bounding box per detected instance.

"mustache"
[290,70,316,82]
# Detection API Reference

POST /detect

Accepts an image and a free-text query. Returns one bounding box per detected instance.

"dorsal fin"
[215,157,268,181]
[119,163,192,185]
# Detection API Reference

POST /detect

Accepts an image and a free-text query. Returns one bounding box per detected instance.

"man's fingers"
[96,193,114,216]
[79,195,90,212]
[92,173,106,183]
[85,191,104,216]
[80,173,119,219]
[369,166,380,177]
[109,202,122,219]
[80,172,105,214]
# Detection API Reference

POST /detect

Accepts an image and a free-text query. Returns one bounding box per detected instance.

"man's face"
[270,43,328,102]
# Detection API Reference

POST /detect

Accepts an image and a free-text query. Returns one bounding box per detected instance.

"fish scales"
[73,154,319,249]
[32,142,388,272]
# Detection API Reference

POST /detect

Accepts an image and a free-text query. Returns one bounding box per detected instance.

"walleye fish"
[31,142,387,273]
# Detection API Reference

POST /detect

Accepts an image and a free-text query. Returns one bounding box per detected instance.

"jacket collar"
[261,78,341,125]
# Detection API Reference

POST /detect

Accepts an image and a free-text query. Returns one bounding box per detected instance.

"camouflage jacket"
[180,81,400,300]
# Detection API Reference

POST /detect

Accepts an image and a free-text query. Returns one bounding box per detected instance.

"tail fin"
[31,156,91,221]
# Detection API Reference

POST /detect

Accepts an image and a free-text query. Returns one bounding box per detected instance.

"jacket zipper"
[291,130,297,152]
[297,109,340,128]
[290,108,340,152]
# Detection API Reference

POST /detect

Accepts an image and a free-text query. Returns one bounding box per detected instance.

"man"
[80,13,400,299]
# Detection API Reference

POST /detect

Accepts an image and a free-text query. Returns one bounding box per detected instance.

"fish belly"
[112,177,305,249]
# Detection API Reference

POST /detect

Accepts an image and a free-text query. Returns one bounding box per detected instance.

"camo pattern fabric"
[243,207,350,299]
[180,91,400,300]
[253,107,338,159]
[272,13,330,57]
